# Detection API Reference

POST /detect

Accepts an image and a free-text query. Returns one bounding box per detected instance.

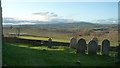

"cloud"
[92,18,118,24]
[3,22,37,25]
[25,11,73,22]
[32,12,49,15]
[14,22,37,25]
[32,12,58,17]
[3,23,14,25]
[50,14,58,17]
[3,11,75,25]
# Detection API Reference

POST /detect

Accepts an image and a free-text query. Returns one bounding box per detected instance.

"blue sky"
[2,1,118,24]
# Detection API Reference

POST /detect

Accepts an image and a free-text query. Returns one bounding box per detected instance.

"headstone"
[102,39,110,55]
[48,38,52,48]
[76,38,86,54]
[88,40,98,55]
[70,37,77,49]
[92,37,100,54]
[92,37,98,44]
[115,44,120,64]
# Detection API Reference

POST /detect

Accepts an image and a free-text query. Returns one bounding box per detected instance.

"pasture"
[3,42,119,66]
[18,36,118,46]
[3,24,118,46]
[3,23,119,66]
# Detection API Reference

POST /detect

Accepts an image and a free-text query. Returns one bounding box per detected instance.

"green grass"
[19,36,70,43]
[3,42,119,66]
[19,36,118,46]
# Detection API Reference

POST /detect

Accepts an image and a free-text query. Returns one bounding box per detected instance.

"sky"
[1,0,118,24]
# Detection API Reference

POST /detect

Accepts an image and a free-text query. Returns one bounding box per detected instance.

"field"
[3,42,119,66]
[3,23,119,46]
[2,23,119,66]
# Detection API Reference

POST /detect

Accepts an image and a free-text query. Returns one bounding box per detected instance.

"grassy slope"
[19,36,70,43]
[19,36,118,46]
[3,42,118,66]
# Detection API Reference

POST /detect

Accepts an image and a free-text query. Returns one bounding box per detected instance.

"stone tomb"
[70,38,77,49]
[92,37,99,44]
[76,38,86,54]
[102,39,110,55]
[92,37,100,53]
[88,40,98,55]
[48,38,52,48]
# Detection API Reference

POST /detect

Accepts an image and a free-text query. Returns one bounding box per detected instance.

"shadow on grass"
[2,42,119,66]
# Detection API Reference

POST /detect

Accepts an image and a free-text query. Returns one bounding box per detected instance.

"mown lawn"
[2,42,119,66]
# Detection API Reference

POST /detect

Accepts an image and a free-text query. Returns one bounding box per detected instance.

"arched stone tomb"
[48,38,52,48]
[70,37,77,49]
[88,40,98,55]
[92,37,99,44]
[76,38,86,54]
[102,39,110,55]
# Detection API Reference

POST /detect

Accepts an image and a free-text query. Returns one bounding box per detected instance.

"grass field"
[19,36,70,43]
[3,24,118,47]
[18,36,118,46]
[3,42,119,66]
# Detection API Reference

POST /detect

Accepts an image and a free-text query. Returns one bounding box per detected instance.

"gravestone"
[48,38,52,48]
[88,40,98,55]
[115,44,120,64]
[70,37,77,49]
[102,39,110,55]
[76,38,86,54]
[92,37,100,53]
[92,37,98,44]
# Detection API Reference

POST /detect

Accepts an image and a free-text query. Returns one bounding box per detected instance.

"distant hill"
[33,22,94,28]
[3,21,95,30]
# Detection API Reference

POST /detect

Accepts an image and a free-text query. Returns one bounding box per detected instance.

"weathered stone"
[70,37,77,49]
[92,37,99,44]
[102,39,110,55]
[48,38,52,48]
[76,38,86,54]
[76,60,81,64]
[88,40,98,55]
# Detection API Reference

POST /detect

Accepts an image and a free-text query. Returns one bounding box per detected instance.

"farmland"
[3,23,119,46]
[2,22,119,66]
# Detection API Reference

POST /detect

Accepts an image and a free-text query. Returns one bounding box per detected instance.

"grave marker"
[70,38,77,49]
[88,40,98,55]
[92,37,98,44]
[76,38,86,54]
[48,38,52,48]
[102,39,110,55]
